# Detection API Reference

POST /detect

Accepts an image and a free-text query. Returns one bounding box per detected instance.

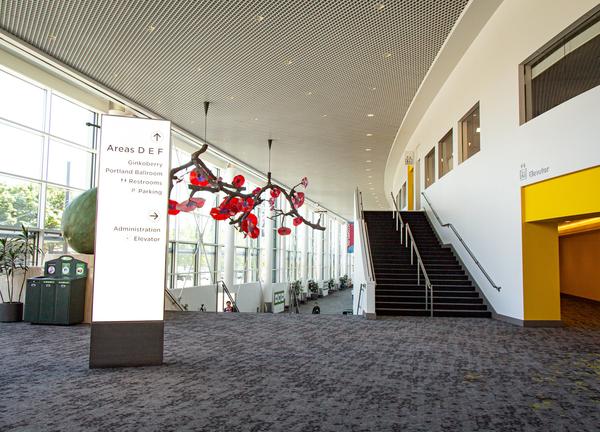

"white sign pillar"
[90,115,171,368]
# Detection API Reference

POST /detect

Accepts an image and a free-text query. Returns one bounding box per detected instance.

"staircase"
[364,211,491,318]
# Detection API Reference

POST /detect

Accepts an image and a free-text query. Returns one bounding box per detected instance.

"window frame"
[458,103,480,164]
[424,147,436,189]
[437,129,453,179]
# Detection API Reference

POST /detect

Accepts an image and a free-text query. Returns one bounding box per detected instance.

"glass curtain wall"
[0,68,97,262]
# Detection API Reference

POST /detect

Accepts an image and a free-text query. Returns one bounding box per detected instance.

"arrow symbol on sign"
[153,133,161,142]
[149,212,158,220]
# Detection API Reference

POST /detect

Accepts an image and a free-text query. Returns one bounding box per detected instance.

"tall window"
[438,130,453,178]
[520,8,600,123]
[167,147,221,289]
[424,148,436,188]
[0,68,97,258]
[459,103,480,163]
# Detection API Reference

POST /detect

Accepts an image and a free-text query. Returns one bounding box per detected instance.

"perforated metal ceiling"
[0,0,469,218]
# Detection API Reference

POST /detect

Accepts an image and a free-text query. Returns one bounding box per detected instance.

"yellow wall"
[559,229,600,302]
[407,165,414,210]
[521,165,600,322]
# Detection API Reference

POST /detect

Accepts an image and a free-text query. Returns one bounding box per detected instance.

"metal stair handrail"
[404,223,434,317]
[164,289,185,311]
[390,192,406,243]
[421,192,501,292]
[217,280,240,312]
[356,189,376,283]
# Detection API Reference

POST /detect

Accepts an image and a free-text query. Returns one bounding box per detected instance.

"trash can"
[24,255,88,325]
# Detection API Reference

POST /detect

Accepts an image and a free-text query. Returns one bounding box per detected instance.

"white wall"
[386,0,600,320]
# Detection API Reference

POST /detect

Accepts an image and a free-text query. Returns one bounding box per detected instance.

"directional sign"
[92,115,171,322]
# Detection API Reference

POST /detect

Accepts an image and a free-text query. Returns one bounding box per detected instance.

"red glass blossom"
[190,169,209,186]
[248,227,260,239]
[301,177,308,188]
[176,197,206,212]
[292,192,305,209]
[232,175,245,188]
[252,187,262,196]
[293,217,303,226]
[241,213,258,232]
[168,200,180,215]
[277,226,291,236]
[242,197,255,212]
[210,207,229,220]
[220,197,242,215]
[270,188,281,198]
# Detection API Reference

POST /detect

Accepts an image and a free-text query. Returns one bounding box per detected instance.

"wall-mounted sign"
[405,151,415,166]
[92,115,171,322]
[519,163,550,182]
[273,290,285,313]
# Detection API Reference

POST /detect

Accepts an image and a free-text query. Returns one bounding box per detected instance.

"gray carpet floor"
[0,296,599,432]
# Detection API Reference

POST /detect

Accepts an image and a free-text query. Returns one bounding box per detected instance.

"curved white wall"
[385,0,600,319]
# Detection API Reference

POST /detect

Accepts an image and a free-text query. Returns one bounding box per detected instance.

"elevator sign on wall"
[92,116,171,322]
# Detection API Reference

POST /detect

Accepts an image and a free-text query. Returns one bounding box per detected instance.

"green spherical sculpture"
[61,187,97,254]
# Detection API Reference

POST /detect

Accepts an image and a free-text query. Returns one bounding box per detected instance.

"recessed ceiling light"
[321,114,328,118]
[366,160,372,163]
[370,188,374,190]
[255,15,265,22]
[384,52,392,58]
[370,87,377,91]
[254,117,259,121]
[374,3,385,10]
[367,114,375,117]
[47,33,57,41]
[368,175,372,178]
[306,91,313,96]
[366,168,372,172]
[146,24,156,32]
[365,148,372,151]
[366,133,373,137]
[196,66,202,72]
[285,59,293,65]
[229,96,235,100]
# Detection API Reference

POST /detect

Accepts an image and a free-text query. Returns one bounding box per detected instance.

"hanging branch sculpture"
[167,140,326,239]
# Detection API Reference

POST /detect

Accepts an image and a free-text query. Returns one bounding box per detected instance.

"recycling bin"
[24,255,88,325]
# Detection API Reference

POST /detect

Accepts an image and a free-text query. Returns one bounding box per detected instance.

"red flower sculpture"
[168,144,325,236]
[277,226,291,236]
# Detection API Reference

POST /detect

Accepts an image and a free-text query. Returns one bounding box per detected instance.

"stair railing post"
[425,279,428,313]
[417,263,420,285]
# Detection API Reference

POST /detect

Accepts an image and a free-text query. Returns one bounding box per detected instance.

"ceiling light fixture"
[321,114,328,118]
[255,15,265,22]
[374,3,385,10]
[366,168,372,172]
[146,24,156,32]
[365,148,372,152]
[370,87,377,91]
[367,114,375,117]
[366,133,373,137]
[306,91,313,96]
[384,52,392,58]
[47,33,57,41]
[285,59,293,65]
[366,160,372,163]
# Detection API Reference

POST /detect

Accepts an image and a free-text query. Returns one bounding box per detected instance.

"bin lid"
[45,255,88,279]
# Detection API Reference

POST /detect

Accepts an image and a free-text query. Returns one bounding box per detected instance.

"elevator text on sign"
[92,116,171,322]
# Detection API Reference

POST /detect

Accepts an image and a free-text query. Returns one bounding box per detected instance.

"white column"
[263,210,274,303]
[223,167,236,290]
[301,207,309,290]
